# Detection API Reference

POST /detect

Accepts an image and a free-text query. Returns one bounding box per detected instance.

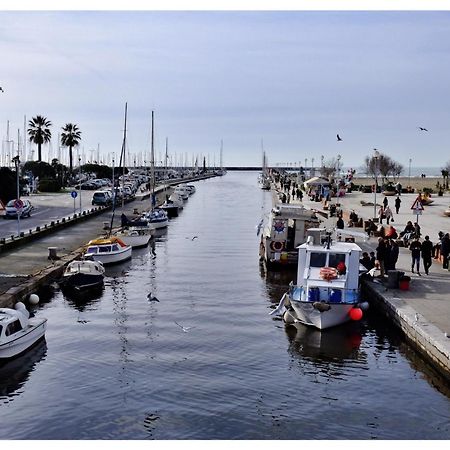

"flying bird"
[0,87,4,92]
[418,127,428,131]
[191,236,198,241]
[337,134,343,141]
[174,321,196,333]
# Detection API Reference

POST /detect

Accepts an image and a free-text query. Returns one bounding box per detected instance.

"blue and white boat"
[142,207,169,230]
[271,228,368,330]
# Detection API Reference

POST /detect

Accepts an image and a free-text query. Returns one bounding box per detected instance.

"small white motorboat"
[141,208,169,230]
[0,302,47,359]
[168,193,184,210]
[173,186,190,200]
[185,185,196,195]
[270,228,369,330]
[61,258,105,292]
[116,214,154,248]
[85,236,132,265]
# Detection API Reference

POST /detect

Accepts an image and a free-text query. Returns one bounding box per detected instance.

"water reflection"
[63,286,105,312]
[285,322,363,362]
[0,338,47,403]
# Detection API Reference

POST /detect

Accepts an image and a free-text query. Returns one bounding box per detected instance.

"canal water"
[1,171,449,440]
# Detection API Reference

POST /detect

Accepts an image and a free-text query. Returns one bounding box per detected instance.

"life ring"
[319,267,338,281]
[270,241,284,252]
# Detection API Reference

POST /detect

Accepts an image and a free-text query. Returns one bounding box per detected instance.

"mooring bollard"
[51,221,55,226]
[48,247,60,260]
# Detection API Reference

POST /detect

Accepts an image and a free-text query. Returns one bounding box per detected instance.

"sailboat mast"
[122,103,127,208]
[109,102,127,234]
[164,136,168,195]
[151,110,155,210]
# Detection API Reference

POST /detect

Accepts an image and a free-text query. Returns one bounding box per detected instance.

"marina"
[0,171,449,439]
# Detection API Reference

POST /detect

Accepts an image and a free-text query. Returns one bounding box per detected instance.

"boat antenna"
[109,102,127,235]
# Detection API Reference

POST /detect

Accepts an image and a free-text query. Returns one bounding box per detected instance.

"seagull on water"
[418,127,428,131]
[414,313,420,323]
[174,321,196,332]
[147,293,159,302]
[337,134,343,141]
[191,236,198,241]
[0,87,4,93]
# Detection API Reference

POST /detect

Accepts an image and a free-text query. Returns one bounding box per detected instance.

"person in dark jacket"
[376,237,387,277]
[421,235,433,275]
[360,252,374,271]
[336,216,344,230]
[441,233,450,269]
[394,196,401,214]
[389,239,399,270]
[409,237,422,275]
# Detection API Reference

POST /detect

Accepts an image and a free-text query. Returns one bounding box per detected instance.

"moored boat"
[61,258,105,292]
[0,303,47,359]
[116,214,154,247]
[142,207,169,229]
[160,196,179,218]
[85,236,132,265]
[173,186,190,200]
[259,204,321,269]
[270,228,369,330]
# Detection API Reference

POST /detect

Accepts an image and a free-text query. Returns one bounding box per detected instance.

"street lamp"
[12,155,21,236]
[408,158,412,187]
[373,150,380,220]
[78,156,82,214]
[336,154,341,179]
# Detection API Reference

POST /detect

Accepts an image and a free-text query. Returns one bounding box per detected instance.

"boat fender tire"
[313,302,331,312]
[270,241,284,252]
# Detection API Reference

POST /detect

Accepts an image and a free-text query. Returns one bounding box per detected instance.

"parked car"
[91,191,113,206]
[4,199,33,219]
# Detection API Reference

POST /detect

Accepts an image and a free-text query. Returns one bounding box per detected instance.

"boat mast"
[151,110,155,211]
[164,136,168,196]
[109,102,127,234]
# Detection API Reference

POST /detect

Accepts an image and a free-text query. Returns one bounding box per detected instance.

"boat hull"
[160,205,179,218]
[288,299,356,330]
[119,233,152,248]
[90,247,132,265]
[62,273,104,292]
[0,318,47,359]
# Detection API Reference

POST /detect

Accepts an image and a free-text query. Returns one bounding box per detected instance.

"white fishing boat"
[259,204,321,269]
[85,236,132,265]
[168,192,184,210]
[270,228,369,330]
[185,185,196,195]
[0,303,47,359]
[61,258,105,292]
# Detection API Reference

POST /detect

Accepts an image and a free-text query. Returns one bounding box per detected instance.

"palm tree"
[28,115,52,162]
[61,123,82,174]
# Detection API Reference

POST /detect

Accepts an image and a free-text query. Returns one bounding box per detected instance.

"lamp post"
[373,150,380,220]
[408,158,412,187]
[336,154,341,179]
[78,156,82,214]
[12,155,20,236]
[311,157,315,176]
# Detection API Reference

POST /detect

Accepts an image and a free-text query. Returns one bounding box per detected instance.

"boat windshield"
[309,252,327,267]
[86,247,98,254]
[99,246,112,253]
[112,244,120,251]
[328,253,346,268]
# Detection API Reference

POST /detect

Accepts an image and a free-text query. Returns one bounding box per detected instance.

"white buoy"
[14,301,26,310]
[283,310,295,325]
[29,294,40,305]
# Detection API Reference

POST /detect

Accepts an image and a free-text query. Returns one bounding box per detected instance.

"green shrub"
[38,178,61,192]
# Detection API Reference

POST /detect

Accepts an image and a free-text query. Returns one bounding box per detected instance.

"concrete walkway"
[273,183,450,379]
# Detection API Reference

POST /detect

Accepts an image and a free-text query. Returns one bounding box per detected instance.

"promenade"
[274,181,450,380]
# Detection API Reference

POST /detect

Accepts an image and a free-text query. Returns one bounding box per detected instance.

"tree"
[0,167,16,204]
[364,152,403,185]
[61,123,82,174]
[320,157,339,179]
[23,161,56,180]
[28,115,52,162]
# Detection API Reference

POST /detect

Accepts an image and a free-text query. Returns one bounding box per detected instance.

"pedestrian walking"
[384,205,393,224]
[395,196,401,214]
[421,235,433,275]
[409,237,422,275]
[390,239,399,270]
[377,206,385,224]
[383,197,388,209]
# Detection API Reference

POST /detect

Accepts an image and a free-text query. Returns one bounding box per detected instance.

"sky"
[1,3,450,170]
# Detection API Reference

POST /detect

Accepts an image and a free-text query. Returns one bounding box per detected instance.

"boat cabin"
[0,308,29,341]
[294,229,362,303]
